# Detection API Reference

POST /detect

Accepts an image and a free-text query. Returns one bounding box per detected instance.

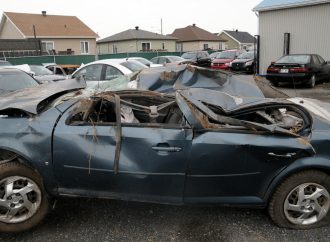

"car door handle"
[151,146,182,152]
[268,152,296,158]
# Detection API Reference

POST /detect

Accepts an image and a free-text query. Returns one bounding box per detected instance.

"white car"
[127,57,162,67]
[71,59,148,89]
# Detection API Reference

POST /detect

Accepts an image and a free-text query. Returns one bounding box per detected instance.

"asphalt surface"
[1,76,330,242]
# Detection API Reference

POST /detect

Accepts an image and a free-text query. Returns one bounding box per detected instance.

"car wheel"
[307,75,316,88]
[268,170,330,229]
[0,162,49,232]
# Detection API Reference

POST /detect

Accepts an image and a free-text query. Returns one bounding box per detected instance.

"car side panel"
[184,131,314,205]
[0,108,62,193]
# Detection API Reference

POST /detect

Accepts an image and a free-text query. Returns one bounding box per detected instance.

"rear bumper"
[266,73,312,83]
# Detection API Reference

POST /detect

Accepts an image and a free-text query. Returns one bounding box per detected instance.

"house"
[0,11,98,55]
[97,27,177,54]
[253,0,330,75]
[171,24,226,52]
[217,30,255,50]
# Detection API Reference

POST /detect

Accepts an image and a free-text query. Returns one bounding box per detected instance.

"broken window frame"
[66,94,190,129]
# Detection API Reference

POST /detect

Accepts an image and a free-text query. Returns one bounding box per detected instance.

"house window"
[203,43,209,50]
[80,41,89,54]
[176,43,183,52]
[141,42,151,51]
[41,41,54,53]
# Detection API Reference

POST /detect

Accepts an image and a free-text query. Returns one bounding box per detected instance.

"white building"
[253,0,330,75]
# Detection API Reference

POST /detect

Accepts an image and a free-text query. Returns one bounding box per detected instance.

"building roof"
[171,24,225,42]
[220,30,256,44]
[97,27,177,43]
[3,11,98,38]
[253,0,330,12]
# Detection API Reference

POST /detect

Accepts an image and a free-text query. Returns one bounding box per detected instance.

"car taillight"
[289,67,309,73]
[267,67,279,73]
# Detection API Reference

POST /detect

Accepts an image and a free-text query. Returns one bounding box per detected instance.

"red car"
[211,49,246,70]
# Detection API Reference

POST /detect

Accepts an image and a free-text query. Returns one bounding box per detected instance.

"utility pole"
[161,18,163,35]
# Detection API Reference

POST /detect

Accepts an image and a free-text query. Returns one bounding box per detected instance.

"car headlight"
[245,61,253,66]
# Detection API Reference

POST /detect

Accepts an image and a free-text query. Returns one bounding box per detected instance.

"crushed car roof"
[136,64,265,97]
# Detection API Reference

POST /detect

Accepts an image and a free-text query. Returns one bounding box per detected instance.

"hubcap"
[284,183,330,225]
[0,176,41,223]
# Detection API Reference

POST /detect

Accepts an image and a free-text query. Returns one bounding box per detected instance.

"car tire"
[268,170,330,229]
[0,162,50,232]
[307,75,316,88]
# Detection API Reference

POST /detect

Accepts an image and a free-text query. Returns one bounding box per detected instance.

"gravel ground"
[1,75,330,241]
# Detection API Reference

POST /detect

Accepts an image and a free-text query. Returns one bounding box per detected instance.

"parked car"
[0,60,12,67]
[181,51,211,67]
[8,64,66,83]
[209,51,222,60]
[211,49,246,70]
[127,57,162,67]
[44,63,80,76]
[0,68,39,95]
[266,54,330,88]
[71,59,148,88]
[1,80,330,231]
[230,51,256,73]
[150,56,185,65]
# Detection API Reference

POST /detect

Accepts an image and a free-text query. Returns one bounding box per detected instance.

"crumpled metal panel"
[0,78,86,114]
[136,64,265,97]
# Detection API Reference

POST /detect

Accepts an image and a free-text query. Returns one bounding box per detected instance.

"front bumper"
[231,63,253,72]
[211,64,229,70]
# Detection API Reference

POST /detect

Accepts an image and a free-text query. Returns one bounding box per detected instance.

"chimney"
[42,11,47,16]
[135,26,139,30]
[192,23,196,27]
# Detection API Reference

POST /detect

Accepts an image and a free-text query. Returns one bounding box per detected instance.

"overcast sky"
[0,0,262,39]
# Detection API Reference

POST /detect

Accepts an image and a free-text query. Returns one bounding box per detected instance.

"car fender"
[264,156,330,203]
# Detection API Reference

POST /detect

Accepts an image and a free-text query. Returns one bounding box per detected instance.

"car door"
[184,129,314,205]
[103,64,124,81]
[52,95,192,203]
[116,122,192,203]
[311,55,323,81]
[52,99,118,192]
[72,64,103,88]
[316,55,330,81]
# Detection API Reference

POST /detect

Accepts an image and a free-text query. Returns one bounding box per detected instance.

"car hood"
[212,58,234,63]
[0,78,86,115]
[134,64,264,97]
[232,58,253,63]
[34,74,66,82]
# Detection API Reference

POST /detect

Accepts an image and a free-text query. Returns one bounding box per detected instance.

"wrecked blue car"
[0,77,330,232]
